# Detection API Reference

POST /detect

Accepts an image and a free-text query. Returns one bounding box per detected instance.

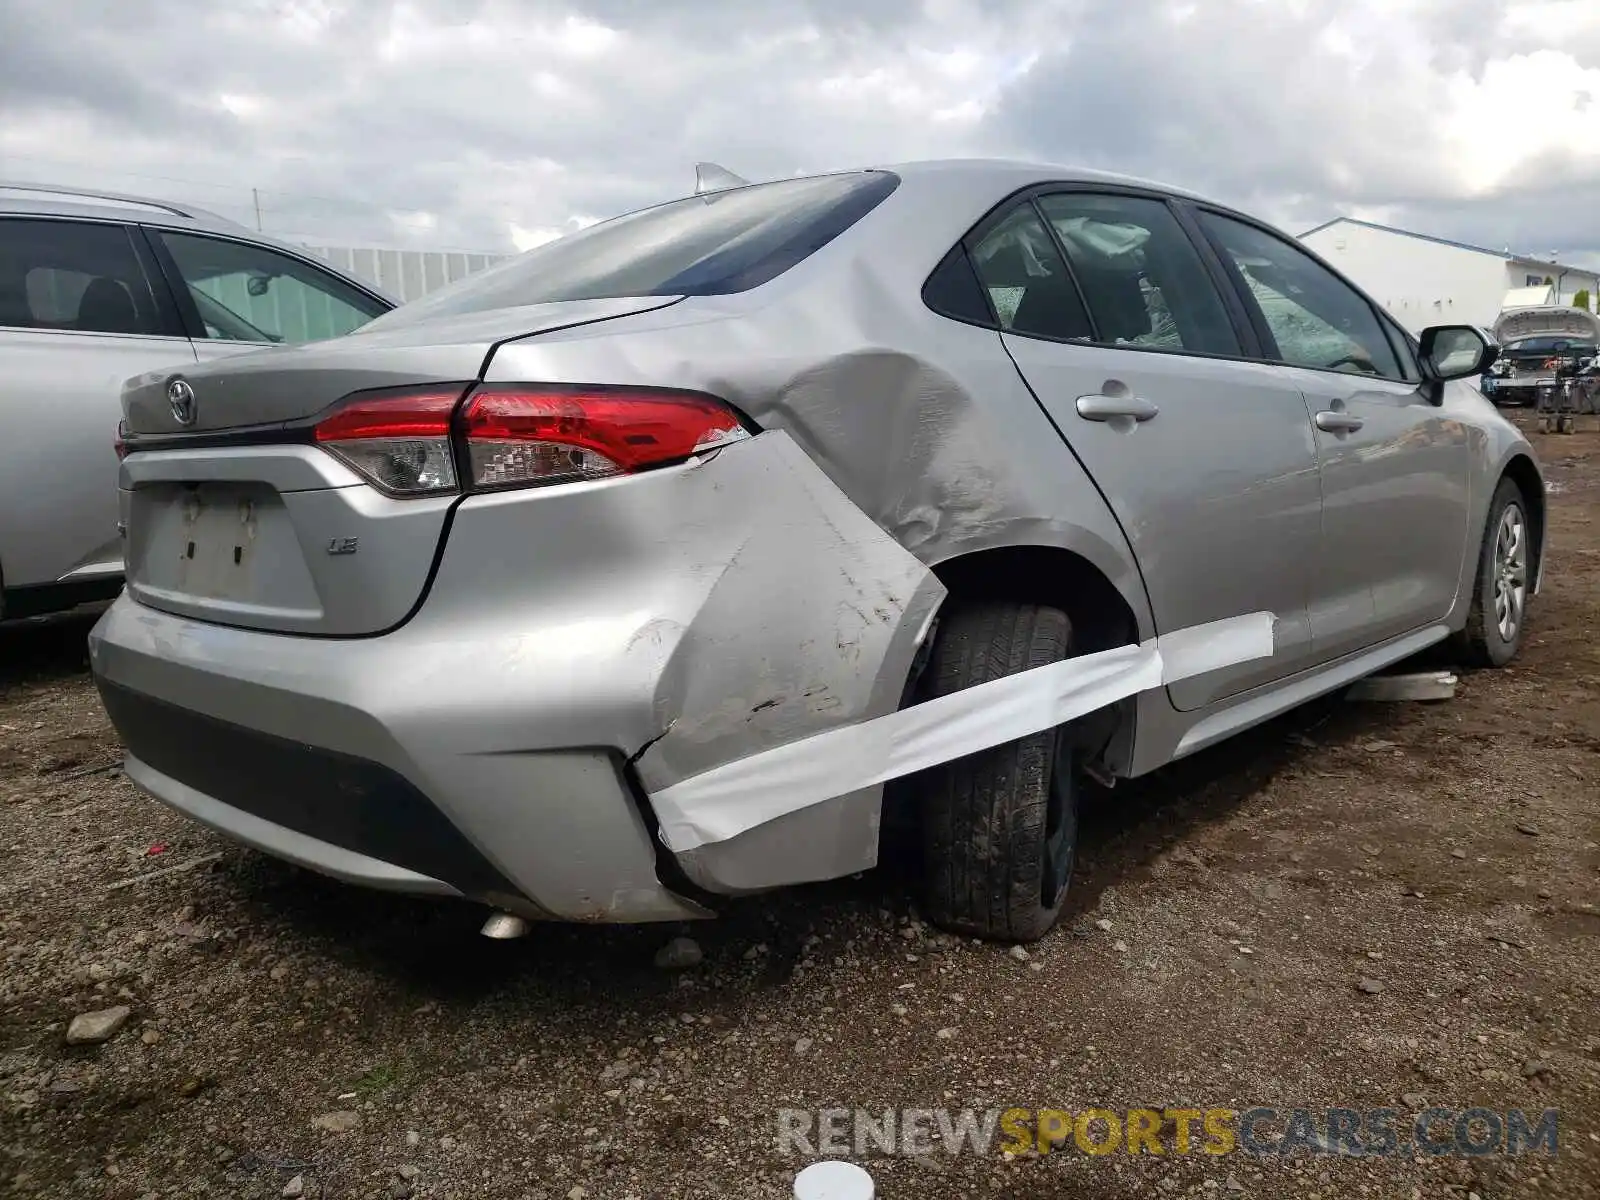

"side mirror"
[246,274,273,298]
[1420,324,1499,382]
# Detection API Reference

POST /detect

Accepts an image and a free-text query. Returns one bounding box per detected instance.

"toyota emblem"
[167,378,197,426]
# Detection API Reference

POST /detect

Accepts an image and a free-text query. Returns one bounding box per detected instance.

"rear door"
[0,216,195,590]
[1193,210,1473,658]
[972,189,1324,711]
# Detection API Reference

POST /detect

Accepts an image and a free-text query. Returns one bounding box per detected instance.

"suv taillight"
[311,384,750,496]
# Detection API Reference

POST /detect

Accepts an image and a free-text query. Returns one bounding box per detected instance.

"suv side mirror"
[1420,324,1499,382]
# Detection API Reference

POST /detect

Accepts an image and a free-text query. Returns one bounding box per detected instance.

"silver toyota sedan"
[89,160,1544,942]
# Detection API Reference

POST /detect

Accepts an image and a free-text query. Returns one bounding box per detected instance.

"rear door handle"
[1314,410,1364,433]
[1076,394,1159,422]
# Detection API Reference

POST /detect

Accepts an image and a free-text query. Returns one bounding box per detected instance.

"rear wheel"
[1457,478,1531,668]
[918,601,1080,943]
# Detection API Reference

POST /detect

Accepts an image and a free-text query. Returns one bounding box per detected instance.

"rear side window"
[922,244,993,326]
[1035,193,1241,357]
[968,204,1094,341]
[157,230,389,345]
[369,172,900,326]
[0,218,162,336]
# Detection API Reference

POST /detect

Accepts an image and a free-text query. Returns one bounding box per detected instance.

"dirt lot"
[2,416,1598,1200]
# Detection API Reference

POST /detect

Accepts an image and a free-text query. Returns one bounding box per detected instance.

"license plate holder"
[167,486,264,602]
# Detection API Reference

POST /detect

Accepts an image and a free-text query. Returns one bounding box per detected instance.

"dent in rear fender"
[481,286,1154,640]
[634,431,945,893]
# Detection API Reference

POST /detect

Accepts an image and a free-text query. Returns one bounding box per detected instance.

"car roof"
[876,157,1210,202]
[0,180,253,232]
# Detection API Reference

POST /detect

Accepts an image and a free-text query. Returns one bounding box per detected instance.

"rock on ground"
[64,1005,131,1045]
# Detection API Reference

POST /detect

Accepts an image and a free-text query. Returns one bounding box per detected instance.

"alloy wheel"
[1492,504,1528,644]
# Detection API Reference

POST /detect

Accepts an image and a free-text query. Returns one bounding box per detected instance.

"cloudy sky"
[3,0,1599,263]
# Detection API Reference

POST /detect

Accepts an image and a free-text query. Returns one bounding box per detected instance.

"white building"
[1298,217,1600,334]
[298,243,513,304]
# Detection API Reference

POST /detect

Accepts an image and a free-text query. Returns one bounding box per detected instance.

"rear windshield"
[368,171,899,327]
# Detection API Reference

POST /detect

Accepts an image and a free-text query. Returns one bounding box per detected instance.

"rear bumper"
[88,597,711,922]
[99,678,511,899]
[88,432,943,920]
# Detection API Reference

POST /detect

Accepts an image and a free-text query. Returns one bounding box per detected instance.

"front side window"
[157,231,388,345]
[0,218,162,336]
[365,171,900,330]
[1381,316,1422,383]
[1036,193,1241,357]
[1202,213,1403,379]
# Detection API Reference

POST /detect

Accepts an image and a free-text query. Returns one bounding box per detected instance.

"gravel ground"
[3,415,1598,1200]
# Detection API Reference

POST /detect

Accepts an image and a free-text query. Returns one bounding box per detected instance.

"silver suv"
[0,182,393,621]
[89,161,1544,942]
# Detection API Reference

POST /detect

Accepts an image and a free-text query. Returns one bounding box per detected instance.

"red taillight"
[459,385,749,491]
[311,384,750,497]
[313,389,465,496]
[114,420,129,461]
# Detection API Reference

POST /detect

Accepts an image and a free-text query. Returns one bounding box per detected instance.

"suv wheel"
[1457,477,1531,668]
[917,601,1080,943]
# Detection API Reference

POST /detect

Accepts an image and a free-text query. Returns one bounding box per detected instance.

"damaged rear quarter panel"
[482,209,1150,894]
[635,433,945,892]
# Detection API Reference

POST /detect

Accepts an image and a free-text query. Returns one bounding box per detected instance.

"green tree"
[1575,288,1592,311]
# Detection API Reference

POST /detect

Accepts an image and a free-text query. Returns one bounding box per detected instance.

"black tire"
[1456,477,1532,668]
[918,601,1080,943]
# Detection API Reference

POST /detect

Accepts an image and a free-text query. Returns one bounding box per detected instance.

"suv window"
[1201,212,1403,379]
[1036,193,1241,357]
[367,171,900,328]
[968,204,1094,341]
[156,231,388,344]
[0,218,162,336]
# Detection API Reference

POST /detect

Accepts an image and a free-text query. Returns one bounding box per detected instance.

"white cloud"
[1445,50,1600,191]
[0,0,1596,263]
[509,224,565,252]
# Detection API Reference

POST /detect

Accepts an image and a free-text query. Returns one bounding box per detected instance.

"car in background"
[0,182,394,621]
[91,160,1544,943]
[1482,304,1600,408]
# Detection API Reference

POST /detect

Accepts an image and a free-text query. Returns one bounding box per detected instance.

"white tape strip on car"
[650,611,1277,851]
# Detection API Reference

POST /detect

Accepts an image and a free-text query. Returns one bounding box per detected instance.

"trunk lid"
[122,296,680,435]
[118,296,680,636]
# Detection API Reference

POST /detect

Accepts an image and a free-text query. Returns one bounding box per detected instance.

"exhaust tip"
[480,911,531,940]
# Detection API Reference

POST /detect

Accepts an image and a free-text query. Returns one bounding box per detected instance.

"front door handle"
[1076,394,1159,422]
[1314,410,1365,433]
